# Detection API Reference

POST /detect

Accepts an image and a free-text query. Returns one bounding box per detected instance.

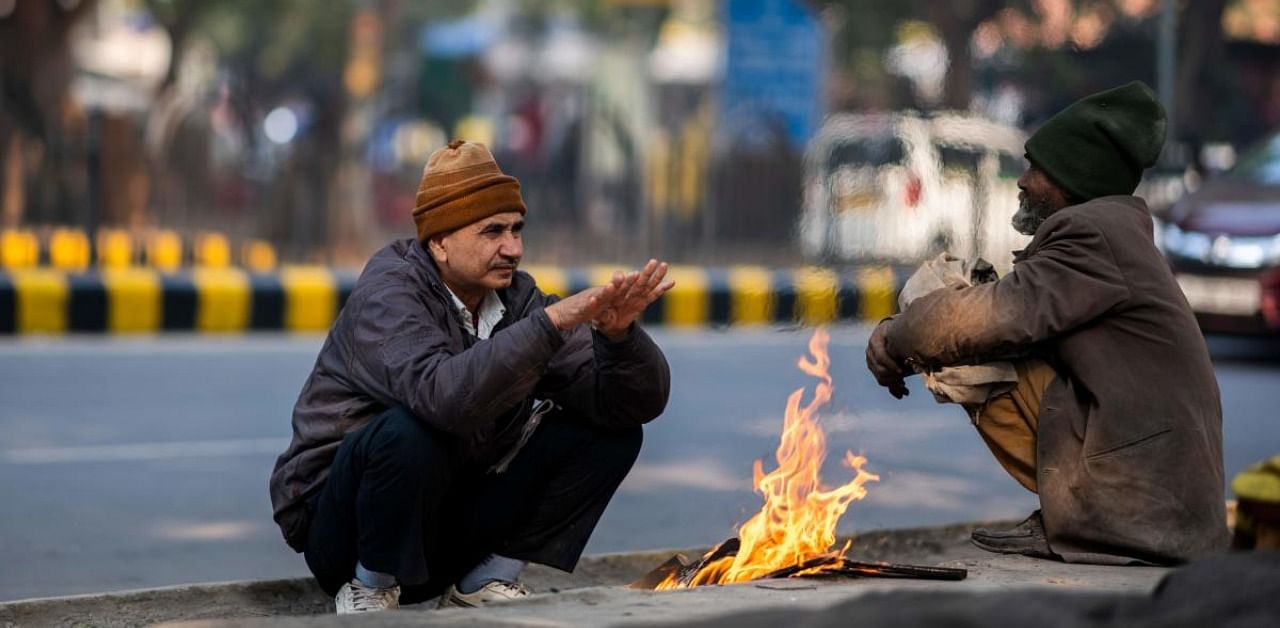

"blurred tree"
[1176,0,1229,153]
[140,0,477,259]
[913,0,1004,110]
[813,0,1003,109]
[998,1,1234,147]
[0,0,99,226]
[815,0,915,109]
[143,0,223,91]
[818,0,1240,150]
[140,0,353,253]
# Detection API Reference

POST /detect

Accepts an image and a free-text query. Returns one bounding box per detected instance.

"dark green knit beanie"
[1025,81,1167,202]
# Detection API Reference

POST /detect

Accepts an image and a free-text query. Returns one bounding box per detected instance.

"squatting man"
[866,82,1228,565]
[270,140,674,613]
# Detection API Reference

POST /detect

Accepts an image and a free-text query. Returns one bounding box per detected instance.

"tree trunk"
[1175,0,1228,153]
[918,0,1004,111]
[0,0,97,223]
[143,0,194,92]
[939,19,975,110]
[161,26,188,92]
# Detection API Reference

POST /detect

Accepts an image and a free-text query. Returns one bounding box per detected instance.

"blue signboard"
[719,0,826,150]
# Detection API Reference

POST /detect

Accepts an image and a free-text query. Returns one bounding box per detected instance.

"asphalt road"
[1,327,1276,601]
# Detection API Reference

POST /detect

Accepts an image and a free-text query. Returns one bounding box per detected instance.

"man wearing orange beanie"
[270,140,674,613]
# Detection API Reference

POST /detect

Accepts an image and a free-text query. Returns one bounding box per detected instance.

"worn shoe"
[335,578,400,614]
[971,510,1056,559]
[438,580,531,608]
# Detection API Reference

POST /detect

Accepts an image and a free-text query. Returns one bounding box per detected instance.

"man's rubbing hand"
[866,319,910,399]
[545,283,620,332]
[592,259,675,341]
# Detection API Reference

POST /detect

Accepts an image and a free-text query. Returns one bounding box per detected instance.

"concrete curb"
[0,265,907,335]
[0,522,1011,627]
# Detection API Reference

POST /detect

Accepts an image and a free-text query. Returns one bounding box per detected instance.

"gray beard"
[1011,195,1057,236]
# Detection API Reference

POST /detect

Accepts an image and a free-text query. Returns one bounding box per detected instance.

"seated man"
[866,82,1228,565]
[269,140,673,613]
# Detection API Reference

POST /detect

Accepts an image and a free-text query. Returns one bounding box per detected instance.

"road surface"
[1,327,1274,601]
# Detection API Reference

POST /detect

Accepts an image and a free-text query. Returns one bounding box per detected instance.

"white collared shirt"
[445,288,506,340]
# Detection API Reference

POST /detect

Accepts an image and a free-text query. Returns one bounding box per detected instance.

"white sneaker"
[438,580,531,608]
[335,578,400,614]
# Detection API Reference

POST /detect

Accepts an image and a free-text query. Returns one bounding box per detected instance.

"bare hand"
[545,283,620,332]
[866,319,910,399]
[593,259,675,339]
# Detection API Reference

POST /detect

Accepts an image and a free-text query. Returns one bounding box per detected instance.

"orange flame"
[657,327,879,589]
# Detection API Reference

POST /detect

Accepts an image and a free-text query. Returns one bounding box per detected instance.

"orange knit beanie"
[413,140,527,242]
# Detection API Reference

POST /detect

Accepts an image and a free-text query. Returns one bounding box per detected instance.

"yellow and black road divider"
[1,227,278,272]
[0,265,905,335]
[0,267,353,335]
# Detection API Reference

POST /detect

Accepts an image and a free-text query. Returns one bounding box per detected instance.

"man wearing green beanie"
[866,82,1228,565]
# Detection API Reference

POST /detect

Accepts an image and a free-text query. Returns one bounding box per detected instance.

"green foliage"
[184,0,350,79]
[145,0,483,87]
[824,0,914,51]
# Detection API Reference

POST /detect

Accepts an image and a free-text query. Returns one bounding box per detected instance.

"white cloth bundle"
[898,254,1017,408]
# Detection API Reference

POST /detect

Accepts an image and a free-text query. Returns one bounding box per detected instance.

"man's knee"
[545,417,644,472]
[362,406,452,473]
[597,424,643,475]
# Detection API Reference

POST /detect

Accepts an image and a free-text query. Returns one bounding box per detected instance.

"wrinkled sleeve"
[346,281,567,435]
[887,213,1131,368]
[533,293,672,428]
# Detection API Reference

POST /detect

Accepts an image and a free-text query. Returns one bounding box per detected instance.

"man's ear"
[426,236,447,264]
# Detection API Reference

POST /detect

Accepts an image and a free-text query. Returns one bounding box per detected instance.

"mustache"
[491,259,519,270]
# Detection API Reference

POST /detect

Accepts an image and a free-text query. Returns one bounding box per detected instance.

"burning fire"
[657,327,879,589]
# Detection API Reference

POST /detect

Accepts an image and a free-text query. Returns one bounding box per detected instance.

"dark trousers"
[303,405,642,604]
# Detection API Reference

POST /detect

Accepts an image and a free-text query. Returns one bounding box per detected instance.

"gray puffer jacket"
[269,238,671,551]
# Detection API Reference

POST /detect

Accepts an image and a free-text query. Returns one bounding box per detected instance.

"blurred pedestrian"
[865,82,1227,565]
[269,140,674,613]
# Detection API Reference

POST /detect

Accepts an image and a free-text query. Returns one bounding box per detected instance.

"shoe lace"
[494,581,530,597]
[350,583,397,611]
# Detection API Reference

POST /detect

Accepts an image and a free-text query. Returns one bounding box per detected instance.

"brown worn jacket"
[887,195,1227,564]
[268,239,671,551]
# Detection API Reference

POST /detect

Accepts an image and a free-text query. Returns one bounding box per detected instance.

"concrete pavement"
[0,522,1175,627]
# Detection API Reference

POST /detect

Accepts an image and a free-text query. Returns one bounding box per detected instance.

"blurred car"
[798,112,1030,269]
[1161,132,1280,335]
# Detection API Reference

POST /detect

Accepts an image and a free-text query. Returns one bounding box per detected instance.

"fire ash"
[655,327,880,589]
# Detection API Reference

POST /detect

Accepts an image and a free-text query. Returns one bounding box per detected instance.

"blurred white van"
[799,112,1031,269]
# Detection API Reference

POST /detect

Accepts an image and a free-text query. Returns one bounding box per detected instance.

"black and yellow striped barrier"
[0,228,278,272]
[0,265,906,335]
